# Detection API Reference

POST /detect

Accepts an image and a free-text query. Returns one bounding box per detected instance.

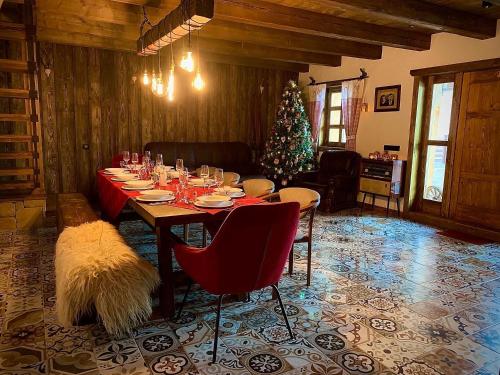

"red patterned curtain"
[305,84,326,148]
[341,80,366,151]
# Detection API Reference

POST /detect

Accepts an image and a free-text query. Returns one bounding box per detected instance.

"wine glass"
[200,165,209,195]
[144,150,151,164]
[156,153,163,166]
[122,151,130,168]
[131,152,139,172]
[176,158,184,172]
[214,168,224,193]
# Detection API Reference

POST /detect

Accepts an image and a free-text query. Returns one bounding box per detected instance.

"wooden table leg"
[156,226,175,319]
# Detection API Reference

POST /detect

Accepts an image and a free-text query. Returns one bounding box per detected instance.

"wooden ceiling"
[27,0,500,71]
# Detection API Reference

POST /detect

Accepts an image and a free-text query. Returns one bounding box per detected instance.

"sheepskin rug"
[55,220,160,336]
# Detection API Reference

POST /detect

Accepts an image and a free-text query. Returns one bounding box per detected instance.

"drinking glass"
[131,152,139,172]
[176,158,184,172]
[143,150,151,165]
[214,168,224,191]
[122,151,130,166]
[156,153,163,166]
[200,165,209,195]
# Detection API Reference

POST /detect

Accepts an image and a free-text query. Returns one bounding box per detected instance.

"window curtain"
[305,84,326,148]
[341,79,366,151]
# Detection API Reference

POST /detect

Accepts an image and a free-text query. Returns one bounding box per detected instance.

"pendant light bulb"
[180,51,194,73]
[167,66,175,101]
[142,70,150,86]
[156,73,164,97]
[193,70,205,91]
[151,71,157,93]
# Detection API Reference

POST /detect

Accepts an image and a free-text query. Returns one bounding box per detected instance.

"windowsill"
[318,145,346,151]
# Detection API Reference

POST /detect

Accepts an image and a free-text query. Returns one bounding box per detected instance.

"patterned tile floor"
[0,211,499,375]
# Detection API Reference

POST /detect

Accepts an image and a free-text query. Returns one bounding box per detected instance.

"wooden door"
[450,69,500,231]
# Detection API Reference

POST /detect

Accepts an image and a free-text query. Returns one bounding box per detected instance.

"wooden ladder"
[0,0,44,195]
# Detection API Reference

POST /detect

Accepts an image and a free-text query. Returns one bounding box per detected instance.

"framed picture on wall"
[374,85,401,112]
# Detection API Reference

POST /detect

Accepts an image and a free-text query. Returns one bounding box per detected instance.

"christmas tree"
[260,80,314,186]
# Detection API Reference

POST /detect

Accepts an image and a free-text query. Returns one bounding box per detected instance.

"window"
[323,85,346,147]
[422,81,454,202]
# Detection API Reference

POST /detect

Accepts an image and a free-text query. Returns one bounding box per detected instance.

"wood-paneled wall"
[39,42,297,196]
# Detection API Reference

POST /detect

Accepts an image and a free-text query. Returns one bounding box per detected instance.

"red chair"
[174,202,300,363]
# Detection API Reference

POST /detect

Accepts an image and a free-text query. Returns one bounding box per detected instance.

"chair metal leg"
[212,294,224,364]
[176,279,192,320]
[306,239,312,287]
[202,225,207,247]
[271,284,294,340]
[288,245,294,275]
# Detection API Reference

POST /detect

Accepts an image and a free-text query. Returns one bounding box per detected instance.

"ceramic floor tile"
[1,213,499,374]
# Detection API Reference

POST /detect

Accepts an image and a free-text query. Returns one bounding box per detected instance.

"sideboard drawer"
[360,177,391,196]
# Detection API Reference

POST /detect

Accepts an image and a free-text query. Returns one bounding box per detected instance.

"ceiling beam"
[110,0,430,50]
[202,20,382,59]
[198,38,341,67]
[322,0,497,39]
[36,19,338,67]
[214,0,430,51]
[37,27,309,72]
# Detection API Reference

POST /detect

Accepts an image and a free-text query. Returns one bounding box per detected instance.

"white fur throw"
[55,220,160,336]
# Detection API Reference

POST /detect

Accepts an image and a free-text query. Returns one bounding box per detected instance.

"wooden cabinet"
[359,158,406,216]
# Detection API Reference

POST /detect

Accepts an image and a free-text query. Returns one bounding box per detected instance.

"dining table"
[97,170,264,318]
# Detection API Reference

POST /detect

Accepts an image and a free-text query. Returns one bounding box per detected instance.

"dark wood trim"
[410,58,500,77]
[404,211,500,242]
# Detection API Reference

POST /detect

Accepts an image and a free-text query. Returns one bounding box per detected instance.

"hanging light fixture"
[192,30,204,91]
[180,1,195,73]
[142,69,150,86]
[166,26,175,101]
[154,31,165,97]
[151,70,157,93]
[140,7,152,85]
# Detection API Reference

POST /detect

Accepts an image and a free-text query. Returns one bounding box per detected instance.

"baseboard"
[405,211,500,242]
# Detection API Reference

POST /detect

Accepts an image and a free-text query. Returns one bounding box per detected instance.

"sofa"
[297,150,361,212]
[144,142,259,177]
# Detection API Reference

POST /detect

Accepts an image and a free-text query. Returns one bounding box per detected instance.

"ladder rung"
[0,168,34,176]
[0,113,30,122]
[0,22,26,41]
[0,135,32,142]
[0,181,35,190]
[0,88,35,99]
[0,59,33,73]
[0,152,33,160]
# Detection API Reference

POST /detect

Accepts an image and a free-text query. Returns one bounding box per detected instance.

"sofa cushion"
[144,142,257,176]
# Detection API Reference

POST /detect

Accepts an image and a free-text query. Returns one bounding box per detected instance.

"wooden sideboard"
[359,158,406,216]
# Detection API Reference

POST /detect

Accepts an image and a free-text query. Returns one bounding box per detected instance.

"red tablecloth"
[97,171,263,220]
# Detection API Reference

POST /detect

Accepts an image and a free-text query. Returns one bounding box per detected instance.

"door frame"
[404,58,500,240]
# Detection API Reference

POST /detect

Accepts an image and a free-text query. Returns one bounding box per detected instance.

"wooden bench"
[56,193,98,233]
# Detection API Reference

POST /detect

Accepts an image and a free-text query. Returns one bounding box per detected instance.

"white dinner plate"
[124,179,154,188]
[121,185,154,191]
[111,175,138,182]
[141,189,174,197]
[214,187,243,194]
[105,168,128,174]
[228,191,246,198]
[194,200,234,208]
[136,195,175,203]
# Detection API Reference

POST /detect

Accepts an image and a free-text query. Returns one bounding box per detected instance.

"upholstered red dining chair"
[173,202,300,363]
